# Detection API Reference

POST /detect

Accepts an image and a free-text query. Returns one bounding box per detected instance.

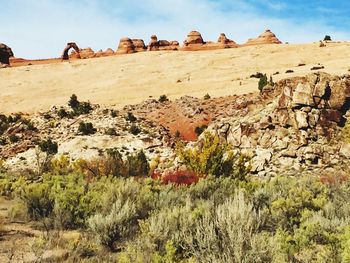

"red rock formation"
[245,29,282,45]
[147,35,179,51]
[217,33,238,48]
[132,39,146,52]
[184,31,204,45]
[79,48,95,59]
[62,42,80,60]
[116,38,136,54]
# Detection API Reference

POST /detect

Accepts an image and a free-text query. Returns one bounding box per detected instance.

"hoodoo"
[245,29,282,45]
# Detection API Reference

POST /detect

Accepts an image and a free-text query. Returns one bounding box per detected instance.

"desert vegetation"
[1,132,350,262]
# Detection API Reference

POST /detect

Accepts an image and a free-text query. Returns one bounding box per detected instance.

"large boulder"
[245,29,282,46]
[116,37,136,54]
[0,43,14,65]
[79,48,95,59]
[184,31,204,46]
[132,39,146,52]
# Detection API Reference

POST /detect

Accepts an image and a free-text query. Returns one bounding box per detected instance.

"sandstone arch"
[0,43,14,65]
[61,42,80,60]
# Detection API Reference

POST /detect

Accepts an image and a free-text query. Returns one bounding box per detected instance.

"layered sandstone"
[147,35,179,51]
[245,29,282,45]
[116,38,136,54]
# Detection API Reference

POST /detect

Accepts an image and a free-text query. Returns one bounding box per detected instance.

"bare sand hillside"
[1,42,350,114]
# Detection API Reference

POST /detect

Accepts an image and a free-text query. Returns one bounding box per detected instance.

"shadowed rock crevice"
[0,43,14,65]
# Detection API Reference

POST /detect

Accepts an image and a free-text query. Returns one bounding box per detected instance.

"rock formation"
[217,33,238,48]
[132,39,146,52]
[116,37,136,54]
[78,48,95,59]
[0,43,14,65]
[208,72,350,176]
[147,35,179,51]
[245,29,282,46]
[184,31,205,46]
[182,31,238,51]
[61,42,80,60]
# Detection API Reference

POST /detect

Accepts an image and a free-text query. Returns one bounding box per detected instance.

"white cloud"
[0,0,348,59]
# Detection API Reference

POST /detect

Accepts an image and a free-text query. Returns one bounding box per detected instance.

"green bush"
[125,112,137,122]
[88,199,137,250]
[176,131,250,178]
[258,74,268,93]
[159,95,169,103]
[78,122,96,135]
[129,124,141,135]
[126,150,150,177]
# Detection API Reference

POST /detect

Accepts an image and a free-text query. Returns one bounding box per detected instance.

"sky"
[1,0,350,59]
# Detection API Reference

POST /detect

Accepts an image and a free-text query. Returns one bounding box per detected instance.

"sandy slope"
[1,42,350,114]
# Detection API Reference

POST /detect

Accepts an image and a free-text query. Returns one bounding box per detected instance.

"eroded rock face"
[209,72,350,176]
[217,33,238,48]
[79,48,95,59]
[0,43,14,65]
[116,38,136,54]
[245,29,282,45]
[147,35,179,51]
[132,39,146,52]
[184,31,204,46]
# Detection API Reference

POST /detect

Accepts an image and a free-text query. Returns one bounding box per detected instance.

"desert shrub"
[155,170,200,186]
[194,125,207,136]
[50,155,72,175]
[20,181,54,220]
[69,94,79,109]
[57,108,68,118]
[285,69,294,73]
[126,150,150,177]
[159,95,169,103]
[176,131,249,178]
[125,112,137,122]
[258,73,268,93]
[78,122,96,135]
[9,134,19,143]
[110,109,118,118]
[324,35,332,41]
[105,127,117,136]
[39,139,58,155]
[204,93,211,100]
[129,124,141,135]
[88,199,137,250]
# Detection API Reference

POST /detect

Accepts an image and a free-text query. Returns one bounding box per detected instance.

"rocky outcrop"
[245,29,282,46]
[132,39,146,52]
[79,48,95,59]
[0,43,14,65]
[62,42,80,60]
[116,38,136,54]
[217,33,238,48]
[182,31,238,51]
[95,48,115,57]
[208,72,350,176]
[147,35,179,51]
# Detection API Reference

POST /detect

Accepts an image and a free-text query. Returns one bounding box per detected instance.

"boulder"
[79,48,95,59]
[245,29,282,46]
[184,31,204,46]
[132,39,146,52]
[116,37,135,54]
[217,33,238,48]
[0,43,14,65]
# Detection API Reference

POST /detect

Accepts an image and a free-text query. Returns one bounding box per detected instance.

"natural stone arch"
[61,42,80,60]
[0,43,14,65]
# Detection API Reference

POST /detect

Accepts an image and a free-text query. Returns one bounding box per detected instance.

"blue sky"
[1,0,350,59]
